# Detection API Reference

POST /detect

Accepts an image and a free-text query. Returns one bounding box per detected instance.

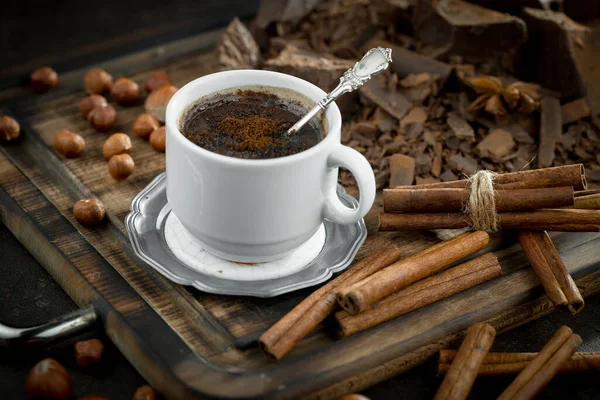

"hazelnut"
[31,67,58,92]
[79,396,110,400]
[102,133,132,159]
[73,198,105,225]
[145,85,177,122]
[111,78,140,105]
[84,68,113,94]
[74,338,104,367]
[144,71,172,93]
[149,127,166,152]
[133,385,158,400]
[340,395,370,400]
[79,94,108,118]
[26,358,72,400]
[108,154,135,181]
[54,129,85,158]
[132,113,160,139]
[87,105,117,131]
[0,115,20,141]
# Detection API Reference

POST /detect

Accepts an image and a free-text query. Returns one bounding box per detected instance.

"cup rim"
[165,70,342,167]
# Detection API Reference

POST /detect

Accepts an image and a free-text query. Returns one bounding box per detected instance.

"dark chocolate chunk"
[413,0,527,62]
[217,18,262,70]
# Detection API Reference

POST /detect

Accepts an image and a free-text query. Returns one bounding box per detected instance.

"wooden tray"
[1,30,600,399]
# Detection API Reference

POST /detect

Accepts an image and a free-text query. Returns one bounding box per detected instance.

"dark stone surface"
[1,221,599,399]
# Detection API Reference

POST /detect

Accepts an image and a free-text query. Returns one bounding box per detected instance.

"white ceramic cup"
[165,70,375,262]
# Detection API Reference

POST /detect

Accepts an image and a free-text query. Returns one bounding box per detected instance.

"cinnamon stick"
[498,326,582,400]
[335,253,501,337]
[392,164,586,191]
[258,244,402,360]
[438,350,600,376]
[383,186,574,213]
[433,323,496,400]
[336,231,489,315]
[518,231,584,314]
[572,190,600,209]
[379,209,600,232]
[575,188,600,196]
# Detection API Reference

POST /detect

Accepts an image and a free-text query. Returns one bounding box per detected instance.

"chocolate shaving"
[360,79,413,120]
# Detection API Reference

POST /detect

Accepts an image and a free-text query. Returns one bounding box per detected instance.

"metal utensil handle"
[320,46,393,109]
[0,305,98,347]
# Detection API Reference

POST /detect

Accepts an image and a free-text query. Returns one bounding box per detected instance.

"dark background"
[1,1,600,399]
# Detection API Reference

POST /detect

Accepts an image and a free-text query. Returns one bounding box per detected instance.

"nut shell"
[111,78,140,105]
[144,71,172,93]
[73,198,105,225]
[84,69,113,94]
[26,358,72,400]
[340,395,370,400]
[79,94,108,118]
[132,113,160,139]
[0,116,20,141]
[31,67,58,92]
[108,154,135,181]
[102,133,132,159]
[74,339,104,367]
[133,385,158,400]
[145,85,177,122]
[87,105,117,132]
[149,127,166,152]
[54,129,85,158]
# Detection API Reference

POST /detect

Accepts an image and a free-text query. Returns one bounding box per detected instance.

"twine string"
[466,170,499,232]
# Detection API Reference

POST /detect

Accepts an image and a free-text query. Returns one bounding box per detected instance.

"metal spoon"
[285,46,392,137]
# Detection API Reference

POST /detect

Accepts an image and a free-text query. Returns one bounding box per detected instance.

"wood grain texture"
[1,32,600,399]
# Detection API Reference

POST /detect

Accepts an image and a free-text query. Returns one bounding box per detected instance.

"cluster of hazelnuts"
[4,66,177,183]
[71,68,176,182]
[66,69,178,226]
[26,337,159,400]
[12,66,179,227]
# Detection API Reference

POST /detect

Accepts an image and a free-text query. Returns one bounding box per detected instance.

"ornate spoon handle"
[285,46,392,136]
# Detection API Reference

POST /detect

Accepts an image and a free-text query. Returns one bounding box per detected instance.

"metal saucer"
[125,173,367,297]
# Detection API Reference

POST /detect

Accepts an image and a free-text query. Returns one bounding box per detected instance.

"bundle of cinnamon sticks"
[260,231,499,359]
[434,324,584,400]
[336,231,492,315]
[380,164,600,232]
[259,244,403,360]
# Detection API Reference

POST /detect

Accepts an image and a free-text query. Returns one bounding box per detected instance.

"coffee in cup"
[180,89,323,160]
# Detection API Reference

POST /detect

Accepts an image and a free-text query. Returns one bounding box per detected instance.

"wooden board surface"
[1,29,600,399]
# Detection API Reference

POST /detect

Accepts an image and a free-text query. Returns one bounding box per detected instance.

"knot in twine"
[466,170,498,232]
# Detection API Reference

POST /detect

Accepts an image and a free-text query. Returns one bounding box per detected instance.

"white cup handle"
[323,144,376,225]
